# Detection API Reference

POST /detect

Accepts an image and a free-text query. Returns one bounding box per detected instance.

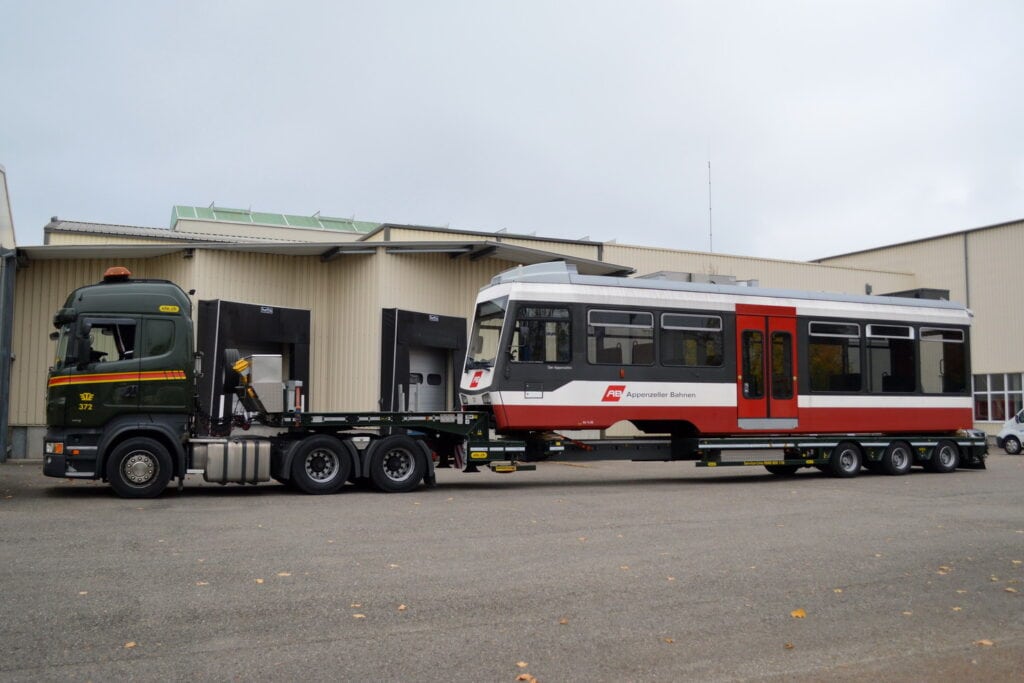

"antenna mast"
[707,160,713,253]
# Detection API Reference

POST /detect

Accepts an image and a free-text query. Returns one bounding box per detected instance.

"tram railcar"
[460,262,974,438]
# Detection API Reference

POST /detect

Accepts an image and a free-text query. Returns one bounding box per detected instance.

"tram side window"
[511,307,571,363]
[587,310,654,365]
[868,324,916,393]
[808,322,862,392]
[660,313,723,367]
[919,328,966,394]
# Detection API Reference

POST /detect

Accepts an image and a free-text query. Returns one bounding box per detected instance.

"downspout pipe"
[0,165,17,462]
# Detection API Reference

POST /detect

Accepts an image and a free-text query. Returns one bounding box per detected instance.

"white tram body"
[461,262,973,437]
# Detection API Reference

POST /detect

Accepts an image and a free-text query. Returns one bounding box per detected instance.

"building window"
[973,373,1024,421]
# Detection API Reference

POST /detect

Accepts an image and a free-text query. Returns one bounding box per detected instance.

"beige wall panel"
[315,255,384,411]
[46,232,182,246]
[820,234,968,303]
[604,244,915,295]
[962,224,1024,373]
[184,250,383,411]
[501,239,599,260]
[380,228,483,242]
[377,253,518,322]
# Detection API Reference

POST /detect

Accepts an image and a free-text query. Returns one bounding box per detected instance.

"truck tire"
[106,437,173,498]
[926,440,959,473]
[1003,436,1021,455]
[368,435,425,493]
[880,440,913,476]
[290,435,352,494]
[828,441,862,478]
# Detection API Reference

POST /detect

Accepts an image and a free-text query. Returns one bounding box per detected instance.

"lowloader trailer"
[42,266,984,499]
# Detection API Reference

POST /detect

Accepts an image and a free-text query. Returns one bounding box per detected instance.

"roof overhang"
[17,240,635,277]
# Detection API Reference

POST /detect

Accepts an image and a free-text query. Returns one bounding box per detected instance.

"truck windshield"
[465,297,508,370]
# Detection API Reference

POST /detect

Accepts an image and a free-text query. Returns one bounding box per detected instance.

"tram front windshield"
[465,297,507,370]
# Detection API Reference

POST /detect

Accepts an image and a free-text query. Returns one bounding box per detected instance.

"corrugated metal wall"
[817,234,967,302]
[965,223,1024,372]
[45,232,183,246]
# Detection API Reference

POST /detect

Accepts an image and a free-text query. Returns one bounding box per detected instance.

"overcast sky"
[2,1,1022,261]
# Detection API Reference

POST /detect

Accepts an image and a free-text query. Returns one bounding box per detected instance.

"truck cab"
[43,267,196,495]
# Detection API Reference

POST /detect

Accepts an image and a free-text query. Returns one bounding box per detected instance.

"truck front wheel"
[290,435,352,494]
[106,437,172,498]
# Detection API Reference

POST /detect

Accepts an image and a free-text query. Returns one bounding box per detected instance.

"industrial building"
[2,165,1021,459]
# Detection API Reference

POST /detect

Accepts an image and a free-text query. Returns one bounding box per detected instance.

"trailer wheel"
[369,435,425,493]
[926,440,959,473]
[106,437,172,498]
[1003,436,1021,455]
[880,441,913,476]
[828,441,862,478]
[764,464,799,476]
[290,435,351,494]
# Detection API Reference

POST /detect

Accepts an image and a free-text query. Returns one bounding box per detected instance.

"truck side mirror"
[53,308,77,327]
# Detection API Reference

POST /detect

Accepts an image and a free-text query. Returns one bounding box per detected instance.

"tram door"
[735,305,798,428]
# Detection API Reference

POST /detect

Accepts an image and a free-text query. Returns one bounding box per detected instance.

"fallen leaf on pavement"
[790,609,806,618]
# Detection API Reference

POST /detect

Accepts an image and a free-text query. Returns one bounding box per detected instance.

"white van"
[996,409,1024,454]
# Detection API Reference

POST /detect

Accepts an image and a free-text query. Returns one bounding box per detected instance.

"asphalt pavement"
[1,453,1022,682]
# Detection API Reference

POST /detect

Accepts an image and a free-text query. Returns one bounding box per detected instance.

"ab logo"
[602,385,626,402]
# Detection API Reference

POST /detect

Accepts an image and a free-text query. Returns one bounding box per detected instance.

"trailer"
[42,264,985,499]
